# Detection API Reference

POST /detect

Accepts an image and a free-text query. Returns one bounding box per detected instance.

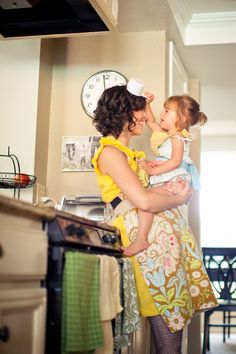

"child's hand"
[138,160,149,170]
[139,160,156,175]
[147,160,163,167]
[144,91,154,104]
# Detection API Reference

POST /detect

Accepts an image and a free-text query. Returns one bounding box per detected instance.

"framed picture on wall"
[61,135,101,172]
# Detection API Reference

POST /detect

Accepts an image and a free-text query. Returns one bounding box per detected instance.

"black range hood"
[0,0,109,38]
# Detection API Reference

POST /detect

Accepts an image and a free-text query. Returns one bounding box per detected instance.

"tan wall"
[37,31,168,203]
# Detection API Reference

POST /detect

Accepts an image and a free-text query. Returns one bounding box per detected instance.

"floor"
[203,333,236,354]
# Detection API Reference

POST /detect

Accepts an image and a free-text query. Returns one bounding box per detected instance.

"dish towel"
[95,255,123,354]
[98,255,123,319]
[114,258,141,350]
[61,251,103,354]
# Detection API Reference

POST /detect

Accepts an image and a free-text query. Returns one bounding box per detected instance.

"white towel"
[95,255,123,354]
[98,255,123,320]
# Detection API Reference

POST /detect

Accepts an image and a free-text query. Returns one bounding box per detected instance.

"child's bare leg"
[123,210,154,256]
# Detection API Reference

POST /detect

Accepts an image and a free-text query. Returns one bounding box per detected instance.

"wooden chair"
[201,247,236,354]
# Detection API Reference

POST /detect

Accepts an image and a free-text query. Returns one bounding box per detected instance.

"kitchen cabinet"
[0,288,46,354]
[89,0,118,31]
[0,196,49,354]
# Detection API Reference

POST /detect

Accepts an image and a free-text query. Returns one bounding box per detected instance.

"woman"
[92,83,218,354]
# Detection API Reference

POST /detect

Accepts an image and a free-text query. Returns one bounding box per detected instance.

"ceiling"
[117,0,236,45]
[0,0,235,125]
[116,0,236,133]
[117,0,236,86]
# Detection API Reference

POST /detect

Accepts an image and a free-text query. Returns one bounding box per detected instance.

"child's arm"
[139,135,184,175]
[144,92,163,132]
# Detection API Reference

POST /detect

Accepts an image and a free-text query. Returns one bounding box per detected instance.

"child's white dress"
[149,129,200,190]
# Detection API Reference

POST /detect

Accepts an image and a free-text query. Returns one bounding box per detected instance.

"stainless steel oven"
[60,194,105,222]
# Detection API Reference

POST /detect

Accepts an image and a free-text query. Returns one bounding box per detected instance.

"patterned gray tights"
[148,315,183,354]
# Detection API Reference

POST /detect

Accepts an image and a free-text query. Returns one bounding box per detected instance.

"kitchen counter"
[0,194,55,221]
[0,194,119,233]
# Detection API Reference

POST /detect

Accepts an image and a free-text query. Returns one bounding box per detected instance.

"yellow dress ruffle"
[92,136,148,202]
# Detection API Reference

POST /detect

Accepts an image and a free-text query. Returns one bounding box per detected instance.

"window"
[200,151,236,247]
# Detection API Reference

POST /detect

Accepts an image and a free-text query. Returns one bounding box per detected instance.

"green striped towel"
[61,252,103,354]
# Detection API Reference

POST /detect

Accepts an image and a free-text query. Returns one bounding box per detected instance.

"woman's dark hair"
[92,85,146,138]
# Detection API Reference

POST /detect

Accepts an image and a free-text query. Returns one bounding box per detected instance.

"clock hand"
[103,75,106,90]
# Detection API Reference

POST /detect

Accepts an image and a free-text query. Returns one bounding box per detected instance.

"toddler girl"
[123,93,207,256]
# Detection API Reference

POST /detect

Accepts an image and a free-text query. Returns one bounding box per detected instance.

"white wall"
[0,39,41,201]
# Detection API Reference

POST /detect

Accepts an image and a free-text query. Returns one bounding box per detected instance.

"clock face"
[81,70,127,118]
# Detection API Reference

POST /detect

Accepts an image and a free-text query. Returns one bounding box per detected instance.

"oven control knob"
[75,226,85,237]
[65,223,76,236]
[65,223,85,238]
[102,233,116,245]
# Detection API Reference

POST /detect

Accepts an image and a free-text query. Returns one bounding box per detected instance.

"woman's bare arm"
[98,145,192,213]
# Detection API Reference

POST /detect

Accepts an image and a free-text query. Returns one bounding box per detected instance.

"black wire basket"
[0,172,36,189]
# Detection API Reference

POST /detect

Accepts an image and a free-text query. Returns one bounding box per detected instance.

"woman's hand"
[162,178,192,204]
[162,178,185,195]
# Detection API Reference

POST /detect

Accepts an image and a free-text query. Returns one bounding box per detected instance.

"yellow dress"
[92,136,218,333]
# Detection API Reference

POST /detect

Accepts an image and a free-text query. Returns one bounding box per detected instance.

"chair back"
[202,247,236,301]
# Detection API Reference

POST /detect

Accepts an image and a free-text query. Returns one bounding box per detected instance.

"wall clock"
[81,70,127,118]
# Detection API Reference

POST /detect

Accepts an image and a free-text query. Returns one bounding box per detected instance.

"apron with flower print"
[119,204,218,332]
